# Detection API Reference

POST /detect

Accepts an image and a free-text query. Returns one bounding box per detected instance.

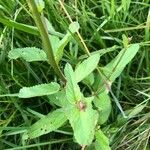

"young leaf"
[101,44,139,82]
[68,21,80,33]
[94,129,111,150]
[94,91,111,124]
[35,0,45,13]
[122,34,129,48]
[65,97,98,146]
[8,47,47,62]
[75,53,100,82]
[64,63,81,103]
[55,22,79,63]
[18,82,60,98]
[22,108,67,140]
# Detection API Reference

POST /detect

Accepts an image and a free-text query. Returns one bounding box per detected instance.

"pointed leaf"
[45,18,61,58]
[55,22,79,63]
[94,91,111,124]
[68,22,80,33]
[64,63,81,103]
[128,104,146,118]
[45,17,56,33]
[93,44,139,93]
[116,104,146,126]
[8,47,47,62]
[79,45,118,60]
[22,108,67,140]
[65,97,98,146]
[102,44,139,82]
[18,82,60,98]
[75,53,100,82]
[82,73,94,86]
[94,129,111,150]
[50,35,60,55]
[35,0,45,13]
[55,33,71,63]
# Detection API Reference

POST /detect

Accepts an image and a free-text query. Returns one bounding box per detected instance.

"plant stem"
[26,0,66,82]
[58,0,109,91]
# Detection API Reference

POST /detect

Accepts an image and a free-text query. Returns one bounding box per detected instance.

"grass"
[0,0,150,149]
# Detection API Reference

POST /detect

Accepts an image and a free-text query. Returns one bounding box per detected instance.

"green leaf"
[46,18,61,57]
[0,17,40,36]
[102,43,139,83]
[22,108,67,140]
[64,63,81,103]
[82,73,94,86]
[8,47,47,62]
[65,97,98,146]
[128,104,145,118]
[35,0,45,13]
[75,53,100,82]
[94,91,111,124]
[55,33,71,63]
[47,90,68,107]
[50,35,60,55]
[45,17,56,33]
[79,45,118,60]
[94,129,111,150]
[116,104,146,126]
[68,22,80,33]
[0,17,64,37]
[27,108,45,118]
[55,22,79,63]
[18,82,60,98]
[122,34,129,48]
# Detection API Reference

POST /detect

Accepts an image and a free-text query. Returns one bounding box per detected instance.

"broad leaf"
[65,97,98,146]
[22,108,67,140]
[8,47,47,62]
[102,44,139,82]
[93,44,139,93]
[75,53,100,82]
[55,22,79,63]
[48,90,68,107]
[64,63,81,103]
[18,82,60,98]
[94,91,111,124]
[94,129,111,150]
[82,73,94,86]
